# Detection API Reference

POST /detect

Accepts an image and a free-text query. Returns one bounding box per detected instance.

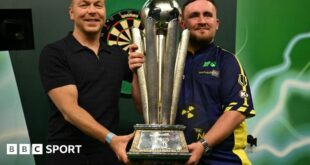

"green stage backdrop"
[236,1,310,165]
[1,0,308,165]
[0,51,34,164]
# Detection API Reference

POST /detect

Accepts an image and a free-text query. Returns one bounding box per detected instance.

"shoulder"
[215,46,239,66]
[39,37,71,68]
[41,37,68,56]
[212,46,245,75]
[215,47,249,78]
[217,46,235,60]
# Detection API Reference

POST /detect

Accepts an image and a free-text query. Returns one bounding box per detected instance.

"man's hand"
[128,44,144,71]
[185,142,204,165]
[109,133,134,165]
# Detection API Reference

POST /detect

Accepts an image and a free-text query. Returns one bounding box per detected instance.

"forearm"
[131,72,142,114]
[64,106,110,143]
[48,85,111,144]
[203,111,246,148]
[62,103,132,164]
[184,112,245,165]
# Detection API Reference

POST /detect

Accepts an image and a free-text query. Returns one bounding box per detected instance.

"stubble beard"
[189,34,213,49]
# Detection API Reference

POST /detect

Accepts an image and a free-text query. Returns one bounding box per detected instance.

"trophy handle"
[170,29,190,124]
[132,28,149,124]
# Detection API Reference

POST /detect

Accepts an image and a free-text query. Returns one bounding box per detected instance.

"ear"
[216,19,220,30]
[69,7,74,21]
[178,15,186,29]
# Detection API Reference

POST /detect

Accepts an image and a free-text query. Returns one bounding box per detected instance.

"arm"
[48,84,133,164]
[128,44,144,114]
[204,111,246,148]
[131,72,142,114]
[186,111,246,165]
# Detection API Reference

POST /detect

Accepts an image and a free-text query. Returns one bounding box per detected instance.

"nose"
[87,4,96,14]
[197,15,207,24]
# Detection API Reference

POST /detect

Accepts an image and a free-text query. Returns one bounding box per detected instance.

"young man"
[39,0,138,164]
[128,0,256,164]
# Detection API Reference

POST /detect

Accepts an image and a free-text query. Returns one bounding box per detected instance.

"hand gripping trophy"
[127,0,191,162]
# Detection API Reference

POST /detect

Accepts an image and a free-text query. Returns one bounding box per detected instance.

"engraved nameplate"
[138,131,182,151]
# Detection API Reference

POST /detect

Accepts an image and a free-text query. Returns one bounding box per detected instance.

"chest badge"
[203,61,217,68]
[181,106,195,119]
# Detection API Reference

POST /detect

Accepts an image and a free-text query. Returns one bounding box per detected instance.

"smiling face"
[69,0,106,36]
[181,0,219,48]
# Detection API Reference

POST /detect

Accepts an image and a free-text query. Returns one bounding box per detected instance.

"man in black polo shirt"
[39,0,139,164]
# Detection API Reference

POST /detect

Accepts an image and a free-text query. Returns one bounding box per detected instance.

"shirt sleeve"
[219,54,256,118]
[39,44,75,93]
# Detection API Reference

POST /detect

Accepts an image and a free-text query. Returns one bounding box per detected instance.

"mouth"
[84,18,100,23]
[193,28,209,34]
[194,27,209,31]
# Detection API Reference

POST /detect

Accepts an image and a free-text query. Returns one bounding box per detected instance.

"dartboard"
[102,9,144,52]
[101,9,144,95]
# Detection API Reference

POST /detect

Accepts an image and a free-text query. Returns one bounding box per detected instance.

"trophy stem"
[157,34,165,123]
[161,19,178,124]
[145,17,159,124]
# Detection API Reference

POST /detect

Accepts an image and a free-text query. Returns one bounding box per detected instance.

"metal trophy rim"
[127,151,191,160]
[133,124,186,130]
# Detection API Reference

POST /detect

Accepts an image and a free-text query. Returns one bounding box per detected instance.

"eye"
[188,12,199,19]
[203,12,213,18]
[95,3,104,8]
[79,2,89,8]
[94,1,104,8]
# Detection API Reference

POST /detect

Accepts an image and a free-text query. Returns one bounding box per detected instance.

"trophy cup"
[127,0,190,162]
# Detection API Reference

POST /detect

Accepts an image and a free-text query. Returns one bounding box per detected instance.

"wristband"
[105,132,116,144]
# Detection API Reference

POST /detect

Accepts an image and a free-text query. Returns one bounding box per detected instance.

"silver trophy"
[127,0,190,162]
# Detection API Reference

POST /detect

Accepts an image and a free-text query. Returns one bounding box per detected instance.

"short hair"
[182,0,217,13]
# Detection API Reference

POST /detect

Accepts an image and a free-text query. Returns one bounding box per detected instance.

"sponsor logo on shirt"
[194,128,205,140]
[239,90,249,98]
[203,60,217,68]
[181,105,195,119]
[198,70,220,77]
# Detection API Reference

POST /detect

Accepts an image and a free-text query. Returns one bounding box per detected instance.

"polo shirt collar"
[187,42,215,56]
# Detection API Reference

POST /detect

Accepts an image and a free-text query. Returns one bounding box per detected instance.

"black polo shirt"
[39,33,132,153]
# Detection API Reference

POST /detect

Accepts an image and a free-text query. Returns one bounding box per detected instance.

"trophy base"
[127,124,191,162]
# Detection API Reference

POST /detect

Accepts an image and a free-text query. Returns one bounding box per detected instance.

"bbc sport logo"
[7,144,82,155]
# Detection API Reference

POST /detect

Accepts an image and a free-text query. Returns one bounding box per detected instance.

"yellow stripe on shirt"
[232,121,252,165]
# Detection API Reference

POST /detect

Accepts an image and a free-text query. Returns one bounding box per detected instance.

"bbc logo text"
[7,144,82,155]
